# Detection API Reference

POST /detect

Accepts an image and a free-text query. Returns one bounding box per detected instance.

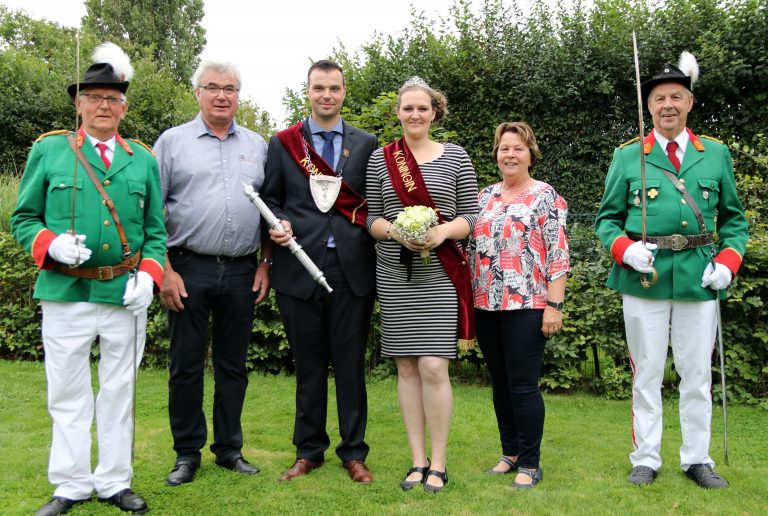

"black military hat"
[68,62,130,98]
[641,63,692,101]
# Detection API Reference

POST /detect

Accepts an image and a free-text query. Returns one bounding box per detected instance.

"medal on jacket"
[703,190,709,200]
[648,188,658,199]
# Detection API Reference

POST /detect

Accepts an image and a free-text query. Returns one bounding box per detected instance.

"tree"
[83,0,206,84]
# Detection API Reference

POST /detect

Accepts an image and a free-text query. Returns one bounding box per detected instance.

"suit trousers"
[276,249,374,463]
[167,250,257,463]
[40,300,146,500]
[623,294,717,471]
[475,308,546,469]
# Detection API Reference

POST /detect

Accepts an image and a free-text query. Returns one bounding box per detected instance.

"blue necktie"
[321,131,336,171]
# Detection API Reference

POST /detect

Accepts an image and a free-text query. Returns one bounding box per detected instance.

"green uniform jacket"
[11,130,166,305]
[594,129,748,301]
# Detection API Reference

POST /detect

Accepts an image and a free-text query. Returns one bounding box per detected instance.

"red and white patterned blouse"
[469,180,570,311]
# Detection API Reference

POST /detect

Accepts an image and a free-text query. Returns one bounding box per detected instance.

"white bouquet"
[393,205,439,264]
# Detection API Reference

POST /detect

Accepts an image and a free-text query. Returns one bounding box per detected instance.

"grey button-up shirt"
[154,113,267,257]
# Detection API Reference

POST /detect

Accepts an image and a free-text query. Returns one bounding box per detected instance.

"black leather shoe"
[215,455,260,475]
[686,464,729,488]
[166,460,200,486]
[628,465,657,485]
[98,488,149,514]
[35,496,88,516]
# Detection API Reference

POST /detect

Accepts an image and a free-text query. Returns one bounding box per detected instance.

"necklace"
[500,178,533,196]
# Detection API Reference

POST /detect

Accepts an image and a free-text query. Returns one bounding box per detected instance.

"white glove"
[622,241,658,273]
[123,271,155,315]
[48,233,92,266]
[701,262,733,290]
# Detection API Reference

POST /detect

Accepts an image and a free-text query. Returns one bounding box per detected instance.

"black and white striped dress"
[365,143,478,358]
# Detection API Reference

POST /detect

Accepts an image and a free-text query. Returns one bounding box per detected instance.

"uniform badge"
[648,188,658,199]
[633,196,641,207]
[139,199,145,209]
[342,148,350,158]
[703,191,709,200]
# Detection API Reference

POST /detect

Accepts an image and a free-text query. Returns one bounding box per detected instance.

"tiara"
[401,76,431,89]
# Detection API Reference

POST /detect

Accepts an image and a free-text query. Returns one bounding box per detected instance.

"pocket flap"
[50,176,83,190]
[629,179,660,193]
[128,180,146,195]
[697,178,720,192]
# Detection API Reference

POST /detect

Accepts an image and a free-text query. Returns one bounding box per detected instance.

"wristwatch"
[546,300,564,311]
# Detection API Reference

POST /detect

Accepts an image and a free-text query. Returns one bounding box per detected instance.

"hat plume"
[677,51,699,86]
[92,42,134,82]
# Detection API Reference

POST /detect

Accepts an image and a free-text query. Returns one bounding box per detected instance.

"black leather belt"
[627,232,713,251]
[169,247,255,263]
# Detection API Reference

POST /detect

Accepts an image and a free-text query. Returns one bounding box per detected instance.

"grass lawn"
[1,360,766,515]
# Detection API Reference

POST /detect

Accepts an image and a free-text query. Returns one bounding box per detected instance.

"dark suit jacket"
[262,118,377,299]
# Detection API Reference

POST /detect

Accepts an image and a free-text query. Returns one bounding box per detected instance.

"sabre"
[68,30,83,265]
[242,183,333,293]
[711,254,729,465]
[632,31,658,288]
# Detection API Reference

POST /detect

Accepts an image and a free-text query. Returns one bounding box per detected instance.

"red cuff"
[715,248,742,276]
[32,229,57,269]
[610,235,635,268]
[139,258,164,294]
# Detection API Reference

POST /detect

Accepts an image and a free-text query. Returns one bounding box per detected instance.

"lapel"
[644,142,675,174]
[105,142,130,180]
[338,120,352,173]
[679,128,705,177]
[80,141,108,176]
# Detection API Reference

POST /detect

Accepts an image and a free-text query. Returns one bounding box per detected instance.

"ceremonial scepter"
[632,31,658,288]
[242,183,333,293]
[68,30,82,263]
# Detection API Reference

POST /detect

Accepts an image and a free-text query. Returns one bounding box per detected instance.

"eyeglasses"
[79,93,125,106]
[200,84,239,97]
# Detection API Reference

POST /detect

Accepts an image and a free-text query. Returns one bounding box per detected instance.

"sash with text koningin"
[382,137,475,350]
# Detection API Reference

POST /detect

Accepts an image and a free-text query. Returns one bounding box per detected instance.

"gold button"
[681,199,687,204]
[104,179,110,186]
[682,220,688,227]
[679,178,685,184]
[104,220,111,226]
[102,243,110,251]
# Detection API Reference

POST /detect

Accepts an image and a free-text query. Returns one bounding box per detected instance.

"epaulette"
[619,137,640,148]
[130,138,155,156]
[699,135,723,144]
[35,129,71,142]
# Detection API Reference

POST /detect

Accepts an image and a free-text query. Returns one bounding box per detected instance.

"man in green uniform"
[11,43,165,515]
[595,53,748,488]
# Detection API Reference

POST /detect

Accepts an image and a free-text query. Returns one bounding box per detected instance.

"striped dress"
[365,143,478,358]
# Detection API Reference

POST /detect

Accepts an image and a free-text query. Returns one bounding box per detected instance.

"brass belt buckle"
[670,234,688,251]
[97,266,114,280]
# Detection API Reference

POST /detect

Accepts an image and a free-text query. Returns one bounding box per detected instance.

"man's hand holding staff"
[242,183,333,293]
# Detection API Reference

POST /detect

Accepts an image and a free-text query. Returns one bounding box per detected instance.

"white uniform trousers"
[622,294,717,471]
[40,300,146,500]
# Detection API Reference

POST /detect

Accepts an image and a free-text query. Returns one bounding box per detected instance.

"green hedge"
[2,227,765,405]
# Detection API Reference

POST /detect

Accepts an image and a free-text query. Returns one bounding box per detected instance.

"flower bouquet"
[393,205,439,264]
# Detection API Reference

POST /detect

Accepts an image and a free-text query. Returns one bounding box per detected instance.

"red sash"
[382,138,475,350]
[276,121,367,227]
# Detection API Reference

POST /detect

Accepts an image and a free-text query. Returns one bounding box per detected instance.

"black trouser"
[475,308,546,469]
[167,248,258,464]
[276,249,374,463]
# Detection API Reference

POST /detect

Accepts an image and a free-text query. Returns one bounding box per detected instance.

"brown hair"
[397,78,449,123]
[307,60,345,85]
[492,121,542,169]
